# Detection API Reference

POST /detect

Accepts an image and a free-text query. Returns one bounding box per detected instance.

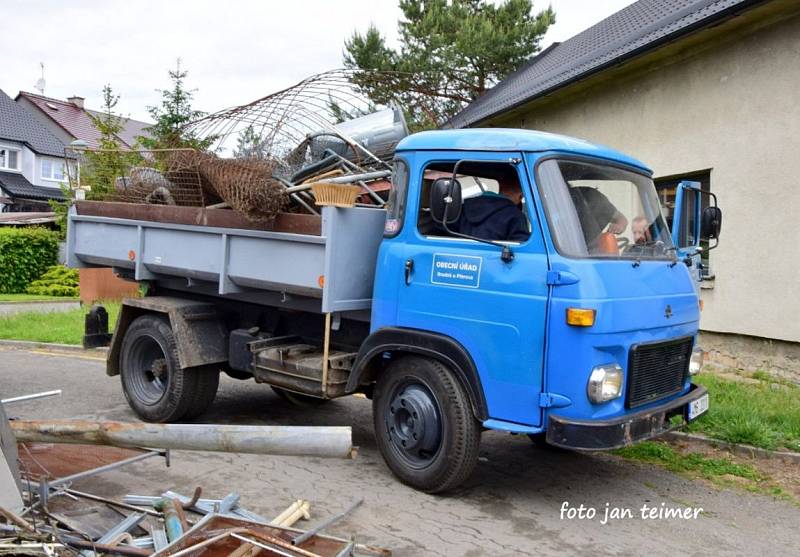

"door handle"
[404,258,414,285]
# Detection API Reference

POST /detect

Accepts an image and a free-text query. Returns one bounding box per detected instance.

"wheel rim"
[126,335,169,405]
[384,380,442,469]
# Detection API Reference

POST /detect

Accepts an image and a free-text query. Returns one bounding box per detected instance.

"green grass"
[615,441,797,505]
[0,302,120,345]
[616,441,763,482]
[0,293,78,302]
[688,372,800,452]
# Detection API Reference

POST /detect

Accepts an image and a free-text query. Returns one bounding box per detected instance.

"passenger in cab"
[455,180,530,242]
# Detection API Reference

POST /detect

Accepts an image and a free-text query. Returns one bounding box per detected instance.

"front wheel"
[372,356,481,493]
[119,314,218,422]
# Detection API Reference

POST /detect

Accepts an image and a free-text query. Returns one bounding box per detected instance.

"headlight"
[689,346,704,375]
[587,364,624,404]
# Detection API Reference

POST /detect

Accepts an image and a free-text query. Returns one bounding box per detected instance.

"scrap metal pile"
[0,392,389,557]
[91,70,404,223]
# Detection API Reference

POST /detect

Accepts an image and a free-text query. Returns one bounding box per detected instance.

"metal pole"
[292,498,363,546]
[1,391,61,405]
[321,313,332,398]
[10,420,354,459]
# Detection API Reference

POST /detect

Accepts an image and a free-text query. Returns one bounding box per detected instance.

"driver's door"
[394,152,550,427]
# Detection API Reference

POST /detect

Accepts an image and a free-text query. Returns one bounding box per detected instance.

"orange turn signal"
[318,275,325,288]
[566,308,596,327]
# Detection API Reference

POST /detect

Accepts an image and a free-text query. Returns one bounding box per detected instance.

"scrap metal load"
[93,70,406,224]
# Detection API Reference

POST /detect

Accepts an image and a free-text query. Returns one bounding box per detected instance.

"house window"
[655,170,712,279]
[41,159,66,181]
[0,148,20,171]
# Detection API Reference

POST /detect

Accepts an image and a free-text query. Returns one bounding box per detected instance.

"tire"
[372,355,481,493]
[271,386,329,408]
[119,314,218,422]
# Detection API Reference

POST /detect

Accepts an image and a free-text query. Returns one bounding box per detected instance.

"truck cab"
[360,129,715,490]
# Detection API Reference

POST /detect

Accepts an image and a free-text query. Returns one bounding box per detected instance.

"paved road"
[0,301,80,316]
[1,346,797,555]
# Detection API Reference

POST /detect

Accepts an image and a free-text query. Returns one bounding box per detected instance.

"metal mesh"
[71,70,408,221]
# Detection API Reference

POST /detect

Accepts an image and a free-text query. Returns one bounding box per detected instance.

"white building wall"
[493,13,800,343]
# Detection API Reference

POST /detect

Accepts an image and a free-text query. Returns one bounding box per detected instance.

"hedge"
[26,264,79,297]
[0,227,59,293]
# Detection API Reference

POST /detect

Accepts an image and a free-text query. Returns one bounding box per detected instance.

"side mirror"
[701,206,722,240]
[430,178,462,225]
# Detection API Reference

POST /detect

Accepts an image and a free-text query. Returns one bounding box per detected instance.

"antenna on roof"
[35,62,46,95]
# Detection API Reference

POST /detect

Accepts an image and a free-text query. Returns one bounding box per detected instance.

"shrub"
[0,227,59,293]
[26,265,79,298]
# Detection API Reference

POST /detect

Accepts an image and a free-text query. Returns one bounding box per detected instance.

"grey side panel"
[68,207,385,313]
[107,297,227,376]
[321,206,386,313]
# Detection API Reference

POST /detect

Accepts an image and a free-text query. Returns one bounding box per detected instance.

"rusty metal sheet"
[16,442,147,480]
[75,201,322,236]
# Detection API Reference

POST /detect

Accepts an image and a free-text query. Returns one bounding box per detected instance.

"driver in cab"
[568,186,628,250]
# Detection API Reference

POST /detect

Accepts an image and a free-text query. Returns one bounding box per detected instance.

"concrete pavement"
[1,345,798,556]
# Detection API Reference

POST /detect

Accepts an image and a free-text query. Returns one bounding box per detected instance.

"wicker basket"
[310,183,362,208]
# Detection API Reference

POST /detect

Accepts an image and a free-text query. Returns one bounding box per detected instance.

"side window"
[384,159,408,237]
[655,171,712,278]
[417,161,530,243]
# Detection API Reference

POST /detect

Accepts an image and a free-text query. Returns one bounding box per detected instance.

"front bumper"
[546,383,707,451]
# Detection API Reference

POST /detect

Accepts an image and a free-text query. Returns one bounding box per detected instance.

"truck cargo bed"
[66,202,386,313]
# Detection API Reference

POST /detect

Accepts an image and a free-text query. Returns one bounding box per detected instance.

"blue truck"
[67,128,722,493]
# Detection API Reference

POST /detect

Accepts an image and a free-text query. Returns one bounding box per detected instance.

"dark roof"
[0,171,66,202]
[0,89,67,157]
[18,92,152,149]
[448,0,767,128]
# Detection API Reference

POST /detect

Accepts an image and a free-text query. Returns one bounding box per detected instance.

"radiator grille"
[626,337,692,409]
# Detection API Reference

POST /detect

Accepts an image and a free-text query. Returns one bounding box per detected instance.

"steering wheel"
[616,236,630,249]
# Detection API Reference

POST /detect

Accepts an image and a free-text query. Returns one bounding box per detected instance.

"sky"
[0,0,636,123]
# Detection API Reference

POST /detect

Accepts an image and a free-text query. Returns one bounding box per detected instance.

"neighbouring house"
[0,88,68,212]
[16,91,152,150]
[448,0,800,373]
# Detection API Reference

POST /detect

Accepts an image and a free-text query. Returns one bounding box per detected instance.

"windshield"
[537,159,674,259]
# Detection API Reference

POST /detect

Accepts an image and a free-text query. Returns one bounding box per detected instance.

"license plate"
[687,393,709,421]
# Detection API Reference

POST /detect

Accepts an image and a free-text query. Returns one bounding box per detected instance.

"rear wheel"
[373,356,481,493]
[120,314,218,422]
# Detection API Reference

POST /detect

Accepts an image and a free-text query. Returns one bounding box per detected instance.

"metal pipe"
[10,420,354,459]
[1,390,61,405]
[283,170,390,193]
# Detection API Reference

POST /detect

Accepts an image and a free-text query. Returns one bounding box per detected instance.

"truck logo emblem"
[664,304,673,319]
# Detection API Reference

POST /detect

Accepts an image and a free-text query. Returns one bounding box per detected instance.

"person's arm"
[587,188,627,234]
[607,211,628,234]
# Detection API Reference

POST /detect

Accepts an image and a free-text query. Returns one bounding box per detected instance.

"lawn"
[688,371,800,452]
[0,293,78,302]
[0,302,120,345]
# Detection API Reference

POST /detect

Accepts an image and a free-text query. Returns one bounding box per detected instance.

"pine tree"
[344,0,555,130]
[83,85,140,198]
[140,59,215,150]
